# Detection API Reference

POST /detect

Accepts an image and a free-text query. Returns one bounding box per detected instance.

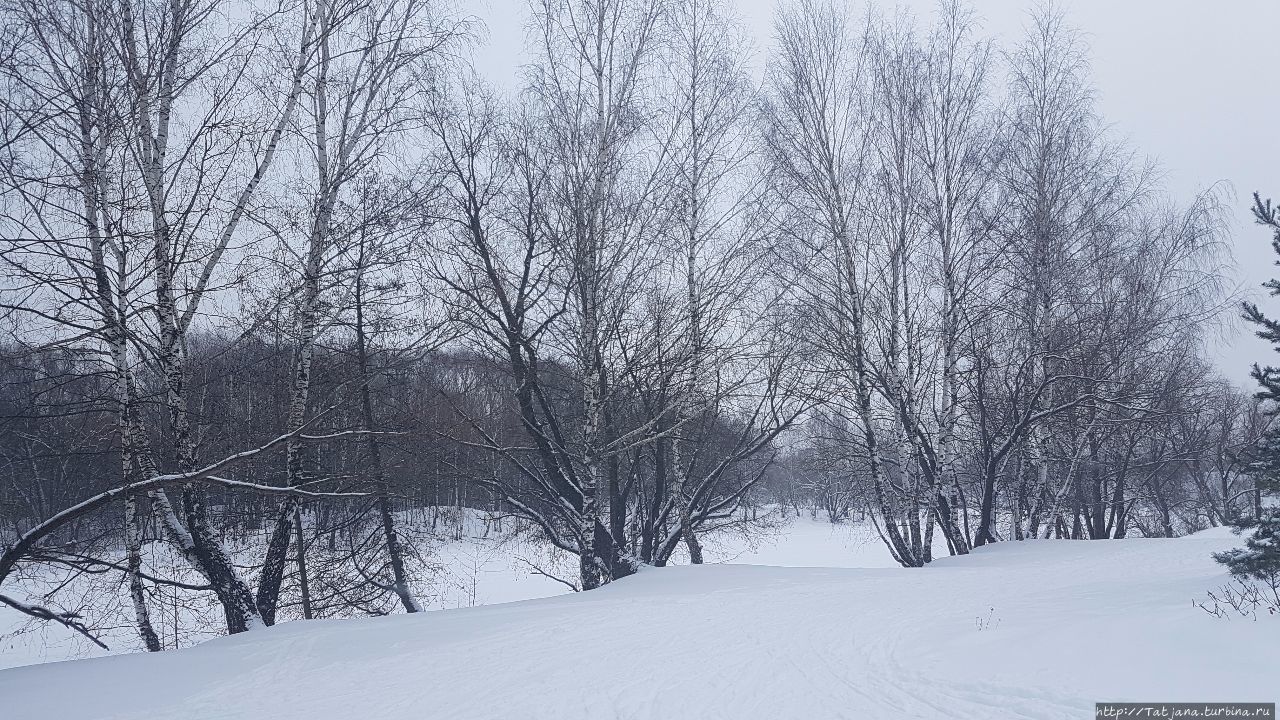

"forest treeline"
[0,0,1266,649]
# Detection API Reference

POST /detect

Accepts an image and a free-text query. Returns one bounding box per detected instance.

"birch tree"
[0,0,174,647]
[0,0,322,634]
[909,0,997,555]
[640,0,790,565]
[766,0,925,565]
[253,0,454,626]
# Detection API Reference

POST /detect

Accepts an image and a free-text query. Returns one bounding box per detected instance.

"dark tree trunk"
[293,505,312,619]
[973,464,999,547]
[354,258,419,614]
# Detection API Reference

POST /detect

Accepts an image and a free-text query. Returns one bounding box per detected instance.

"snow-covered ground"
[2,517,1276,719]
[0,511,904,669]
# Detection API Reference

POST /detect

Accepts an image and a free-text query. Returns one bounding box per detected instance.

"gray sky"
[470,0,1280,385]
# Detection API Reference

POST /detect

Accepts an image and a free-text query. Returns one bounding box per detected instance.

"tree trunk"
[125,493,161,652]
[354,257,420,614]
[973,463,1000,547]
[292,504,313,620]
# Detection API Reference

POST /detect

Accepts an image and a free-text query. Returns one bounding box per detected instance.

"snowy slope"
[0,513,919,670]
[2,529,1275,720]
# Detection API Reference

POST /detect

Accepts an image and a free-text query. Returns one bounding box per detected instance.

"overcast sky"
[470,0,1280,385]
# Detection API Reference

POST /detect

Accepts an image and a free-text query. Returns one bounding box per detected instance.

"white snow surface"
[2,520,1277,719]
[0,511,908,669]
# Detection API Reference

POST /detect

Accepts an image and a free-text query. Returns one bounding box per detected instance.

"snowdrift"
[2,530,1277,719]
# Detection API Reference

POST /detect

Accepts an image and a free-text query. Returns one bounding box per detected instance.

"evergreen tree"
[1215,193,1280,585]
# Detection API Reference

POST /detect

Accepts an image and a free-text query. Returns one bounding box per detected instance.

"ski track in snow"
[1,519,1277,719]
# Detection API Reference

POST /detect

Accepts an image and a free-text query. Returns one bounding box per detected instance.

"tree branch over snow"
[0,419,387,628]
[0,592,109,650]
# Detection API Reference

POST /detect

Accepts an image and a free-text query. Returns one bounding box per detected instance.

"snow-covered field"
[2,518,1276,719]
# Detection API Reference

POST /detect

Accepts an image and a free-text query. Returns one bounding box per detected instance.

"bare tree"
[252,0,455,626]
[765,0,931,564]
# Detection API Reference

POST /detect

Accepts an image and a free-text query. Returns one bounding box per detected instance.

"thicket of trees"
[0,0,1264,651]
